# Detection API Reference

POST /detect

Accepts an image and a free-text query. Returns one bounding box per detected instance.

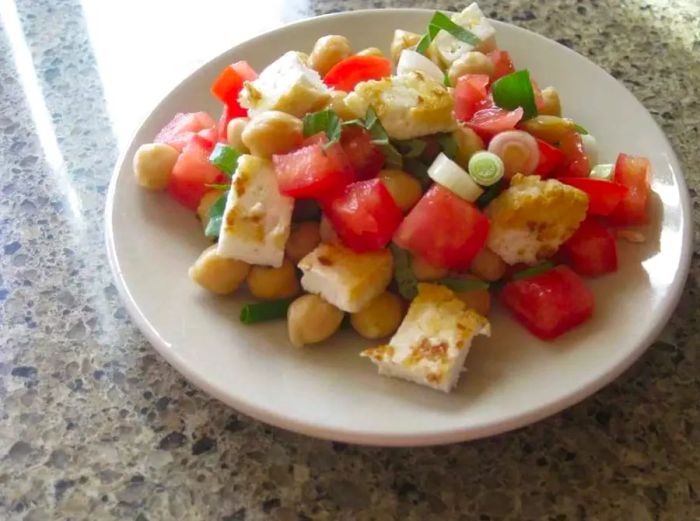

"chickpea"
[539,86,562,117]
[411,256,448,281]
[469,247,507,282]
[453,125,485,169]
[379,169,422,212]
[351,292,403,339]
[188,245,250,295]
[287,294,344,348]
[454,286,491,316]
[286,221,321,262]
[390,29,421,64]
[327,90,357,121]
[309,35,352,76]
[197,190,223,231]
[447,51,494,85]
[247,259,300,300]
[357,47,384,58]
[226,117,249,152]
[519,115,576,144]
[133,143,178,190]
[241,111,303,158]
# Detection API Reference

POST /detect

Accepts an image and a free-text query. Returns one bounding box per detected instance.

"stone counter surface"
[0,0,698,519]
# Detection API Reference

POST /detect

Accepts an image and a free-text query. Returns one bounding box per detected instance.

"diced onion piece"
[468,151,504,187]
[396,49,444,83]
[487,130,539,177]
[580,133,599,166]
[427,152,484,202]
[589,163,614,180]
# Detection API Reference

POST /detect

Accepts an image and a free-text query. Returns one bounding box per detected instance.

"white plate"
[105,9,692,446]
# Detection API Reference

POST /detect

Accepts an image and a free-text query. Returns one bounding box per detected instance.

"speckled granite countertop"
[0,0,698,519]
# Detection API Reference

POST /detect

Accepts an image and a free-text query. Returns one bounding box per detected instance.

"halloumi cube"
[298,243,393,312]
[239,51,331,118]
[216,155,293,268]
[433,3,498,67]
[344,71,457,140]
[361,283,490,393]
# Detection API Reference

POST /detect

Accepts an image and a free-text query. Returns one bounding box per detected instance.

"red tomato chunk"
[211,61,257,117]
[324,55,392,92]
[155,112,216,152]
[607,153,651,225]
[273,136,355,199]
[561,218,617,277]
[554,131,590,178]
[394,185,489,270]
[534,138,565,177]
[559,177,628,216]
[340,126,384,180]
[487,50,515,81]
[168,134,223,210]
[454,74,489,122]
[500,265,594,340]
[323,179,403,252]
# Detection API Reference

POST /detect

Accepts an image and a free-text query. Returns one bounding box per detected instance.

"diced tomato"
[168,134,223,210]
[607,153,651,225]
[301,132,329,147]
[466,106,524,140]
[559,178,628,216]
[216,105,235,143]
[394,185,489,269]
[197,127,219,146]
[561,218,617,277]
[454,74,490,122]
[500,265,594,340]
[340,125,384,180]
[154,112,217,152]
[534,138,566,177]
[211,61,257,116]
[323,56,392,92]
[554,131,590,177]
[487,50,515,81]
[273,137,355,199]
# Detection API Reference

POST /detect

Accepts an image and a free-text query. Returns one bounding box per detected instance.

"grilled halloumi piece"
[361,283,490,393]
[298,243,393,313]
[216,155,293,268]
[344,71,457,140]
[485,174,588,265]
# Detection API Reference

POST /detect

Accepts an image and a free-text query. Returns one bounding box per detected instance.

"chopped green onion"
[574,123,589,135]
[205,191,229,239]
[302,109,342,143]
[492,70,538,120]
[476,178,505,209]
[439,277,490,292]
[428,153,484,202]
[437,134,459,161]
[403,158,432,188]
[415,11,480,55]
[468,151,505,187]
[240,298,294,325]
[391,244,418,300]
[209,144,242,177]
[394,139,427,158]
[589,163,615,180]
[512,261,555,281]
[205,183,231,191]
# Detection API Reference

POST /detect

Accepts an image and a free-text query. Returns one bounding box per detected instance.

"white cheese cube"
[298,243,393,313]
[433,3,497,66]
[216,155,293,268]
[239,51,331,118]
[361,283,490,392]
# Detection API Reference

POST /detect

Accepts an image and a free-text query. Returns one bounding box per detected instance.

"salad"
[132,3,651,393]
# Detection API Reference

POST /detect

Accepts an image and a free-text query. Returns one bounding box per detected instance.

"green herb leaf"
[436,133,458,161]
[391,244,418,300]
[303,109,342,143]
[439,277,490,292]
[205,183,231,191]
[443,70,452,87]
[574,123,589,135]
[512,261,555,281]
[394,139,427,158]
[415,11,481,55]
[209,144,242,178]
[205,190,229,239]
[403,158,432,188]
[476,178,505,209]
[365,106,402,169]
[240,298,294,325]
[492,69,538,120]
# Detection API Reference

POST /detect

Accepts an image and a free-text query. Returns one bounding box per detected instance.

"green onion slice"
[391,244,418,300]
[512,261,555,281]
[492,70,538,120]
[468,151,505,187]
[416,11,481,54]
[476,178,505,209]
[574,123,589,135]
[205,191,229,239]
[209,144,242,177]
[240,298,294,325]
[589,163,615,180]
[439,277,489,292]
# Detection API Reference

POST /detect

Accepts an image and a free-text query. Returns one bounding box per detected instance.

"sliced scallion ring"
[427,152,484,202]
[468,151,505,187]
